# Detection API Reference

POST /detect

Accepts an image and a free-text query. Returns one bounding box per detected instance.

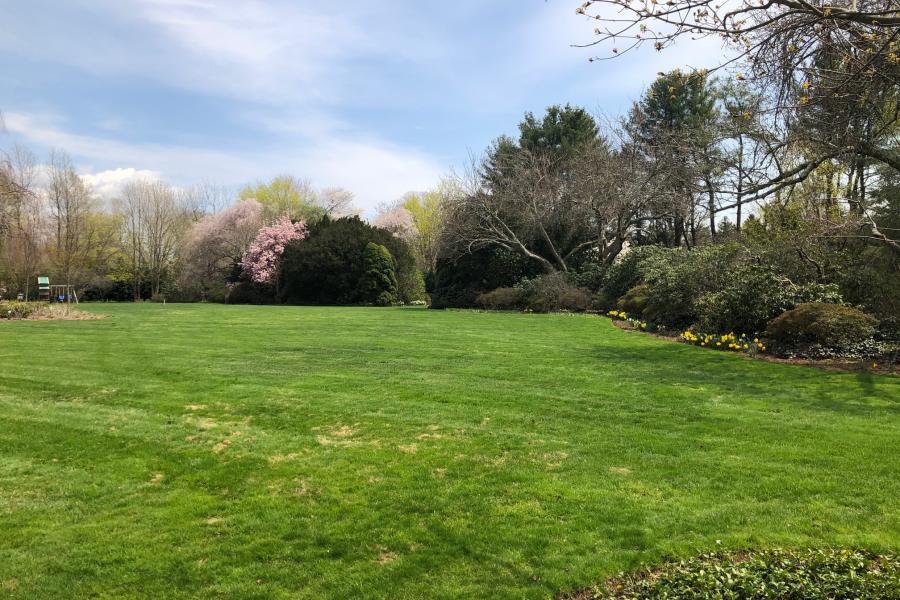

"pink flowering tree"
[240,217,307,291]
[182,199,263,299]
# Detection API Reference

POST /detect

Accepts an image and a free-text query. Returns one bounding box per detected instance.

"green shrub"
[581,548,899,599]
[226,282,274,305]
[476,287,523,310]
[516,273,592,312]
[431,246,543,309]
[637,244,745,328]
[359,243,398,306]
[616,284,651,316]
[278,216,417,305]
[150,292,167,303]
[0,301,44,319]
[696,264,843,334]
[600,246,668,305]
[766,302,878,356]
[398,268,427,304]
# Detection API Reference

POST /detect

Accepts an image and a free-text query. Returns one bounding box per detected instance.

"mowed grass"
[0,304,898,599]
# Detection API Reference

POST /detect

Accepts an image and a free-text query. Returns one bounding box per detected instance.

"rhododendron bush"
[241,217,307,285]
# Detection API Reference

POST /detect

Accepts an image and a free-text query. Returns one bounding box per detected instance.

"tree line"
[1,0,897,334]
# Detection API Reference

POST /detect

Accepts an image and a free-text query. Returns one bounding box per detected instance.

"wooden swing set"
[37,277,79,304]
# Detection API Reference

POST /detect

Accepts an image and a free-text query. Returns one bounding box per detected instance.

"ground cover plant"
[0,304,897,599]
[573,548,900,599]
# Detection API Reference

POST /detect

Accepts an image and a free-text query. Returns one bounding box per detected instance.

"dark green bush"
[476,287,523,310]
[600,246,668,306]
[226,282,274,305]
[639,243,746,328]
[766,302,878,355]
[431,246,541,309]
[279,216,419,305]
[616,284,651,316]
[359,243,398,306]
[581,548,899,599]
[696,264,843,334]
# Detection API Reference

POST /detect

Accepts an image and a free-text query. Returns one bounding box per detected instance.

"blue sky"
[0,0,721,212]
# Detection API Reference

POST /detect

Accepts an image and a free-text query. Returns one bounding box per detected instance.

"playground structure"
[37,276,79,304]
[37,277,50,301]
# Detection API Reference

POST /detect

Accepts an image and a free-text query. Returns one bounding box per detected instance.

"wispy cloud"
[3,111,444,213]
[1,1,719,212]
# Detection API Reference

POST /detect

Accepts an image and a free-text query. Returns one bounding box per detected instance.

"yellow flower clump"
[681,330,766,354]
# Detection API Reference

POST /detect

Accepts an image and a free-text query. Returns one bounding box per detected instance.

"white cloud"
[80,167,161,200]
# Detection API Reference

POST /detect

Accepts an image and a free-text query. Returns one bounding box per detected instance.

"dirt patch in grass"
[330,424,358,438]
[267,452,302,465]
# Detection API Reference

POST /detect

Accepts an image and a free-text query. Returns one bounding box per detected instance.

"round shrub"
[638,243,746,329]
[766,302,878,354]
[616,284,651,316]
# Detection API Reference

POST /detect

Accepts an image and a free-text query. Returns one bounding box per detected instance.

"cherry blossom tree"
[182,199,263,298]
[372,205,417,243]
[240,217,307,290]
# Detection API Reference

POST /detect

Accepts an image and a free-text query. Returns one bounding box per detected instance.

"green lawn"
[0,304,897,599]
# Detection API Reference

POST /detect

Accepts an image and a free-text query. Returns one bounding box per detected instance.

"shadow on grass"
[589,340,900,417]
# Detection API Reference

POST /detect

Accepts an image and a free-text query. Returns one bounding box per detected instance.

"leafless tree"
[47,150,96,288]
[576,0,900,253]
[116,180,190,297]
[0,144,45,298]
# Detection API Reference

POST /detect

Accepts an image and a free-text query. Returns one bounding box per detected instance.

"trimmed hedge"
[571,548,900,599]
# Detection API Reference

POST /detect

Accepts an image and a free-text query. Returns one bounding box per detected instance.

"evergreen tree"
[359,243,398,306]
